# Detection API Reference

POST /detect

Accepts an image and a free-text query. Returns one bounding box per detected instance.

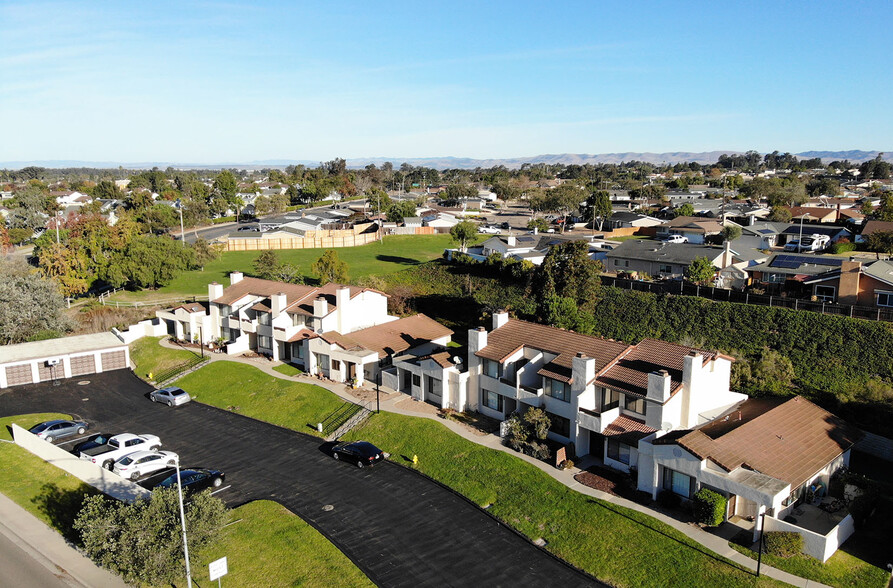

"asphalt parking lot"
[0,370,599,587]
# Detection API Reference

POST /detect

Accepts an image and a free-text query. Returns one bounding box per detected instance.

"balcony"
[518,383,543,403]
[239,318,257,333]
[577,406,620,434]
[227,317,241,331]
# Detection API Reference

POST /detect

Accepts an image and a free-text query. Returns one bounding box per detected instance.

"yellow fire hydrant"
[412,454,419,467]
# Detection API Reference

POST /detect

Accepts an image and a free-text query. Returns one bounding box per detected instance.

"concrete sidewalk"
[161,342,833,588]
[0,492,128,588]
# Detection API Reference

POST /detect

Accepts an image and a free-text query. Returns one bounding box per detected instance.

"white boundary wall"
[763,512,856,562]
[12,424,151,502]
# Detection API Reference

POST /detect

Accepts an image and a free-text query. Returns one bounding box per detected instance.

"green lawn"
[196,500,373,588]
[176,361,348,436]
[273,363,303,377]
[130,336,201,381]
[109,234,453,301]
[730,542,886,588]
[181,362,780,587]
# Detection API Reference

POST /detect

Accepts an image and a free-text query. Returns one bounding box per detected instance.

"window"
[663,468,694,498]
[412,374,421,387]
[315,353,330,370]
[814,285,835,303]
[482,389,503,411]
[544,377,571,402]
[258,335,272,349]
[624,395,646,415]
[602,388,621,411]
[331,359,341,371]
[483,358,501,379]
[221,326,231,341]
[877,291,893,307]
[659,264,672,274]
[767,273,786,284]
[607,439,631,464]
[293,342,305,359]
[546,412,571,438]
[292,314,306,327]
[258,312,271,325]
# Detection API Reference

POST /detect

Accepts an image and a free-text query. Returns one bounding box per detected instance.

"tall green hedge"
[693,488,727,527]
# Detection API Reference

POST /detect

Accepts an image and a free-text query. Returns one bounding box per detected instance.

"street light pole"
[199,326,204,358]
[177,199,185,246]
[55,211,61,244]
[174,457,192,588]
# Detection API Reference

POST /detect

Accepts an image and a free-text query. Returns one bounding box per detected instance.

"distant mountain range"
[2,150,890,171]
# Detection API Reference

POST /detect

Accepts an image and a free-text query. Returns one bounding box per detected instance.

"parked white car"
[478,225,500,234]
[113,450,179,481]
[662,234,688,243]
[79,433,162,470]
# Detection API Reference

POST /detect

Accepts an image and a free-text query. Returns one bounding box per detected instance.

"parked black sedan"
[145,468,226,493]
[71,432,118,455]
[28,419,88,443]
[331,441,387,468]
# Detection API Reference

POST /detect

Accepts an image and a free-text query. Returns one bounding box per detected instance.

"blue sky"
[1,1,891,163]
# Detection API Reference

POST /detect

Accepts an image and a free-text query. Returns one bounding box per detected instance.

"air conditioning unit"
[45,358,62,367]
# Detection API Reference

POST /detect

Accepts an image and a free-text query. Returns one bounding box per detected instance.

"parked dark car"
[71,432,118,455]
[29,419,88,443]
[500,221,511,229]
[148,468,225,492]
[331,441,386,468]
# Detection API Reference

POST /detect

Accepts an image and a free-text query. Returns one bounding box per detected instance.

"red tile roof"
[656,396,862,488]
[596,339,718,398]
[322,314,453,359]
[603,415,656,445]
[287,328,318,343]
[212,278,383,318]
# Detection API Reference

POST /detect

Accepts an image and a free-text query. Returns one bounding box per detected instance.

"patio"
[785,501,848,536]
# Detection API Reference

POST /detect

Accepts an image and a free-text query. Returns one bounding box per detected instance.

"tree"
[875,192,893,222]
[532,241,602,317]
[0,257,74,344]
[865,231,893,254]
[721,225,742,242]
[502,407,551,460]
[449,221,478,253]
[253,249,280,279]
[103,235,195,289]
[675,203,695,218]
[74,488,226,586]
[191,238,219,267]
[750,348,796,394]
[387,200,417,223]
[685,256,716,285]
[311,249,349,283]
[37,242,90,297]
[0,225,11,254]
[443,184,478,201]
[92,180,121,200]
[527,218,550,232]
[584,190,612,230]
[768,206,792,222]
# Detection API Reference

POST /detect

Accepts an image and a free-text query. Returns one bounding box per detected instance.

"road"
[1,370,600,588]
[0,531,74,588]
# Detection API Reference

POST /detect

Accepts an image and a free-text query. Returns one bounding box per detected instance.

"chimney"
[230,271,243,285]
[313,296,328,318]
[492,311,509,330]
[271,292,287,316]
[336,286,351,332]
[533,226,538,235]
[507,235,516,247]
[646,370,672,403]
[722,240,733,268]
[837,260,862,306]
[208,282,224,301]
[572,353,596,397]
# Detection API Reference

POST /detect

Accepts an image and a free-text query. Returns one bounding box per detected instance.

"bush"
[657,490,682,509]
[763,531,803,558]
[831,241,857,254]
[692,488,727,526]
[502,408,552,460]
[848,493,877,529]
[211,215,236,224]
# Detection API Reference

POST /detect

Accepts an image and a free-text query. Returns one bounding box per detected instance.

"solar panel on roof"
[758,229,774,234]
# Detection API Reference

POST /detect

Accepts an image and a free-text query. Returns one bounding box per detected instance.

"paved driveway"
[0,370,599,587]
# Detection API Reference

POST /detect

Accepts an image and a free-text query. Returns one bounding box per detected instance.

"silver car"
[29,419,88,442]
[149,386,192,407]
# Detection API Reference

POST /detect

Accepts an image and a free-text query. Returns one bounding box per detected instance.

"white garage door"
[69,355,96,377]
[5,364,33,386]
[101,350,127,371]
[37,362,61,382]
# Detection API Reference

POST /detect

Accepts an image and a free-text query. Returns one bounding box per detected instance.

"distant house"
[733,221,790,250]
[605,240,733,279]
[785,206,840,224]
[780,224,851,244]
[803,259,893,306]
[606,212,663,229]
[657,216,723,244]
[745,253,849,296]
[856,220,893,243]
[402,217,423,228]
[423,213,459,229]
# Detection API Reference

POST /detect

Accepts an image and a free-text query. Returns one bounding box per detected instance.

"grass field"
[176,362,348,436]
[273,363,303,377]
[130,336,201,380]
[182,361,781,587]
[730,541,886,588]
[195,500,373,588]
[109,234,453,301]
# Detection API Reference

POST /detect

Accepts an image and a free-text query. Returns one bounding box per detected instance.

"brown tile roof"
[418,350,456,369]
[476,319,628,379]
[786,206,838,220]
[662,216,723,233]
[213,277,317,307]
[322,314,453,359]
[860,220,893,237]
[289,283,381,317]
[603,415,656,445]
[171,302,208,314]
[595,339,718,398]
[655,396,862,488]
[287,328,317,343]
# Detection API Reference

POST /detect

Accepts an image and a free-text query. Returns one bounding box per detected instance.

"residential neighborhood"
[2,2,893,586]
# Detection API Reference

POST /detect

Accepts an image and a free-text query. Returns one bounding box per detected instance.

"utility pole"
[55,211,61,244]
[174,457,193,588]
[176,199,185,246]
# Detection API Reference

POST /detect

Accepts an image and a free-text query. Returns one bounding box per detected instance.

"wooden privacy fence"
[602,276,893,323]
[227,228,383,251]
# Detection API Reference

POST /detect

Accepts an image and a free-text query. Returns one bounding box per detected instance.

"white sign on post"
[209,556,228,582]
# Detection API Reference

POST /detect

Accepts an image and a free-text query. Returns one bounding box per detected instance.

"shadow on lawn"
[586,498,755,576]
[32,482,93,543]
[376,255,421,265]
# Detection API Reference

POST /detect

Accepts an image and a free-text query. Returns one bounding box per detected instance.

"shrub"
[848,493,877,529]
[657,490,682,509]
[501,408,552,460]
[763,531,803,558]
[831,241,857,254]
[692,488,727,527]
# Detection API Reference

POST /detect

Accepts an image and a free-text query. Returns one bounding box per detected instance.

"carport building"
[0,332,130,388]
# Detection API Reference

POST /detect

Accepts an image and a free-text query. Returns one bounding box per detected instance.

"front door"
[403,370,412,392]
[727,494,737,519]
[348,363,356,381]
[589,431,605,460]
